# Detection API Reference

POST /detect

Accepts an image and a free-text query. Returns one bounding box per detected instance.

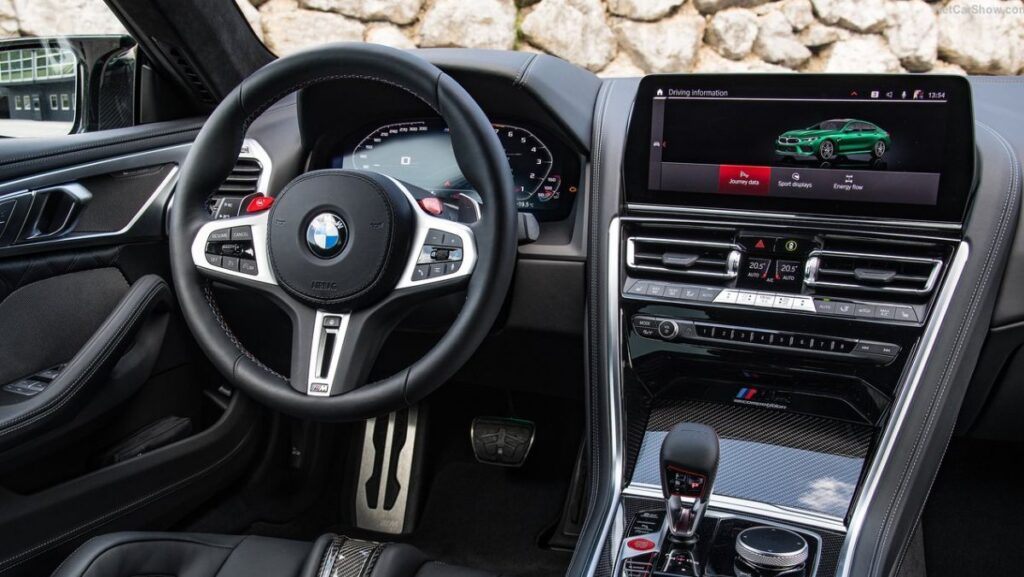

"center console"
[606,73,975,577]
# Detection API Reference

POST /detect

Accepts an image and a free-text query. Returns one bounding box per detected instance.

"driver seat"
[53,532,498,577]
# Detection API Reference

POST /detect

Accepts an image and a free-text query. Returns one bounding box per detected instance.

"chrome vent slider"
[626,235,741,280]
[805,249,943,295]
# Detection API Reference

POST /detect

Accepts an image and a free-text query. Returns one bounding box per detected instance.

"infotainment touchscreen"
[625,75,974,223]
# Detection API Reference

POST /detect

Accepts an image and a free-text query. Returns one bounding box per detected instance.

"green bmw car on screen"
[775,118,891,161]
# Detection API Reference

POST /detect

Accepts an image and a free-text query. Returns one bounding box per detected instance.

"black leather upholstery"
[51,533,311,577]
[51,532,499,577]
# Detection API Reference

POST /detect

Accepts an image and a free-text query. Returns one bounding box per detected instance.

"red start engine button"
[627,538,655,551]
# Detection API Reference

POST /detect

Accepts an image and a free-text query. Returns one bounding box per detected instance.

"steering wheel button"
[446,261,461,274]
[418,197,444,216]
[426,229,445,245]
[429,263,445,277]
[323,316,342,328]
[222,256,240,271]
[230,226,253,241]
[448,248,464,261]
[442,232,463,247]
[412,265,430,281]
[239,259,258,276]
[205,254,223,267]
[208,229,231,242]
[216,198,241,219]
[245,195,274,213]
[431,248,450,261]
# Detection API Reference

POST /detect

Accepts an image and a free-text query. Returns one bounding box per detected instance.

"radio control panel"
[632,315,902,364]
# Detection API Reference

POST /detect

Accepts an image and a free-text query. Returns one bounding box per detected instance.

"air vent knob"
[735,526,808,571]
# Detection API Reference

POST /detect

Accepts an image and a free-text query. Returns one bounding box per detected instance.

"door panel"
[0,121,266,577]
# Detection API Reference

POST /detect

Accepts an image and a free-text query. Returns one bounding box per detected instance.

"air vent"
[218,157,263,196]
[627,236,741,279]
[805,250,942,295]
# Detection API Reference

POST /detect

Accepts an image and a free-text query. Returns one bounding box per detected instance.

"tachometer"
[347,120,557,206]
[493,124,553,202]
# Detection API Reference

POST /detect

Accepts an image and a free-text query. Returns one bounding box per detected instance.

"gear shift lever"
[660,423,719,540]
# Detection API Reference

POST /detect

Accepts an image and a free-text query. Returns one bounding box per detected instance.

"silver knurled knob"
[735,526,809,570]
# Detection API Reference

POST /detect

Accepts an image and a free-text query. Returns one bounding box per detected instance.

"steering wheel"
[168,43,517,421]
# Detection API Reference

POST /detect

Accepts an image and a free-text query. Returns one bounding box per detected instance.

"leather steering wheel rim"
[168,43,517,421]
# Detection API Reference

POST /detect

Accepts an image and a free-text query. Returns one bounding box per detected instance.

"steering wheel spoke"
[189,210,277,288]
[389,176,478,293]
[288,300,402,398]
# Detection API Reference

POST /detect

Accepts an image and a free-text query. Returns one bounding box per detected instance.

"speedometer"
[346,120,563,209]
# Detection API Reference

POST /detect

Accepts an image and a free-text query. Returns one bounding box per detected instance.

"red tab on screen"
[718,165,771,195]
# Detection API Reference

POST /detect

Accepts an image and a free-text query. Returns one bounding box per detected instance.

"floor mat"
[409,461,573,577]
[922,438,1024,577]
[405,383,582,577]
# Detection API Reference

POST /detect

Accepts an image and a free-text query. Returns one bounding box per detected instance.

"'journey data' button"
[718,165,771,195]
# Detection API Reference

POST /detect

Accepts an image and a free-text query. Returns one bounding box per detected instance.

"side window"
[0,1,136,138]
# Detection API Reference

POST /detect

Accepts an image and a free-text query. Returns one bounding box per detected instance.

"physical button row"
[411,229,465,281]
[712,289,817,312]
[633,316,901,364]
[625,278,919,324]
[625,279,722,302]
[205,226,258,276]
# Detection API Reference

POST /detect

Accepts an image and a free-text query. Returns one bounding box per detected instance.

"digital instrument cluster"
[321,119,580,221]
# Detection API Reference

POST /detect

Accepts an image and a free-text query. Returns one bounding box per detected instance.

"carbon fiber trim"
[646,400,872,458]
[632,401,873,519]
[620,496,845,577]
[318,536,385,577]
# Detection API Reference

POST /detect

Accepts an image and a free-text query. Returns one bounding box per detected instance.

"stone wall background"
[3,0,1024,76]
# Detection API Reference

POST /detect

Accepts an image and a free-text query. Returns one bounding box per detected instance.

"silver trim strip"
[1,165,179,249]
[584,217,625,577]
[626,203,963,231]
[622,484,847,533]
[306,311,350,397]
[836,242,969,577]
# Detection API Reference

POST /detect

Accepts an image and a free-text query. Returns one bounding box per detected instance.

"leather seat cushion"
[51,532,499,577]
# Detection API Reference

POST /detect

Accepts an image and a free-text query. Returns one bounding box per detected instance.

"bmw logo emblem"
[305,212,348,258]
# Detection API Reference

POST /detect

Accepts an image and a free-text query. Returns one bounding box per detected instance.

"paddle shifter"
[660,423,720,540]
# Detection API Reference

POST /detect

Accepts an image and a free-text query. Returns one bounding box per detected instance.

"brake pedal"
[471,417,535,467]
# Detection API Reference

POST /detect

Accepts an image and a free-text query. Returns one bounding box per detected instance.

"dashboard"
[309,119,580,221]
[227,50,1024,577]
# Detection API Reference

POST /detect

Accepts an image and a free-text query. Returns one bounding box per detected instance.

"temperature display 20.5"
[742,257,803,291]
